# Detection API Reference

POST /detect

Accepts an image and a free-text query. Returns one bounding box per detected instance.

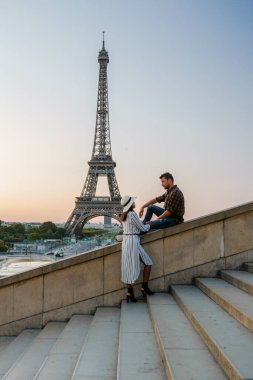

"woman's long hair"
[120,205,134,222]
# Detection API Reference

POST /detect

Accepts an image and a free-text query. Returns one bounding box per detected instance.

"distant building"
[10,243,37,254]
[104,215,111,226]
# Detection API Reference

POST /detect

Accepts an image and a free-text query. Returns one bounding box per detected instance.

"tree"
[0,221,65,243]
[9,223,25,234]
[0,239,8,252]
[38,222,57,234]
[28,232,40,241]
[53,228,65,239]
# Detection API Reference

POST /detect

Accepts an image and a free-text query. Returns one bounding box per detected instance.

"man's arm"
[157,209,172,219]
[139,198,157,218]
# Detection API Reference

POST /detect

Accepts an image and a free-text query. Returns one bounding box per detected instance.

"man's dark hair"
[160,172,174,181]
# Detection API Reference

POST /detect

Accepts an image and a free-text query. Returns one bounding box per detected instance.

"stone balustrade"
[0,201,253,334]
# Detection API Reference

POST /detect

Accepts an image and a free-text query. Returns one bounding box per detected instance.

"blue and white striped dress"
[121,211,153,284]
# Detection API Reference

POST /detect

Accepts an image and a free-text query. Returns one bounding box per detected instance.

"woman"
[120,195,154,303]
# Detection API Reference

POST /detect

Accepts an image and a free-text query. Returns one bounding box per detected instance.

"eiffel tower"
[65,35,122,235]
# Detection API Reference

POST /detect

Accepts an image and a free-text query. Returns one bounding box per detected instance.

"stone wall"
[1,201,253,334]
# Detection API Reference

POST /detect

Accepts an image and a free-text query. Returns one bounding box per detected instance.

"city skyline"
[1,1,253,223]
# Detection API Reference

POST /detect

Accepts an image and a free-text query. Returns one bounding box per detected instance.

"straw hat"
[121,195,136,212]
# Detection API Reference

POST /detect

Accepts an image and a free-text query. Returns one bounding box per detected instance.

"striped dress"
[121,211,153,284]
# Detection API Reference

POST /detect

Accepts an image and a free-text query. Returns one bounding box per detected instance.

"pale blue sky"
[0,0,253,222]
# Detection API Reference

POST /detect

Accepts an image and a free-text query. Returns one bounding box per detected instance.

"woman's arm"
[131,212,150,232]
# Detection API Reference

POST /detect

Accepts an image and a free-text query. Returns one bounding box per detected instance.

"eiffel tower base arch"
[65,198,122,236]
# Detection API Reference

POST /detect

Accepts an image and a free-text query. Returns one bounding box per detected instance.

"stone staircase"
[1,263,253,379]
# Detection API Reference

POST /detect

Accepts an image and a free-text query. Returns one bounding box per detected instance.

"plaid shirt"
[156,185,185,223]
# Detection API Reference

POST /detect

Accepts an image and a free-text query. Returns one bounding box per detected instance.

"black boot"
[127,287,138,303]
[141,282,154,296]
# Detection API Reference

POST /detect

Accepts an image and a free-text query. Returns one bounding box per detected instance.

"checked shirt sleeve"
[156,193,166,203]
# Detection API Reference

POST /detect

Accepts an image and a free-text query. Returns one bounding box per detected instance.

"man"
[139,172,185,229]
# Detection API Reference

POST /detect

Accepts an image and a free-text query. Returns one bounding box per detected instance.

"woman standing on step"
[120,195,154,303]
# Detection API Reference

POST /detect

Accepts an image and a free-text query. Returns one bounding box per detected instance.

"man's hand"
[146,221,152,225]
[139,198,157,218]
[139,207,144,218]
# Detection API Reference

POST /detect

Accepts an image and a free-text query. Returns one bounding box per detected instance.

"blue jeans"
[143,205,178,230]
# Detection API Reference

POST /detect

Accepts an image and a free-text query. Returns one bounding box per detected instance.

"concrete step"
[220,270,253,296]
[0,338,14,354]
[117,300,166,380]
[34,315,93,380]
[71,308,120,380]
[171,285,253,380]
[147,293,227,380]
[196,277,253,331]
[2,322,66,380]
[0,330,40,378]
[244,262,253,274]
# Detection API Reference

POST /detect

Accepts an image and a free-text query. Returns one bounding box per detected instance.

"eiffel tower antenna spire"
[102,31,105,49]
[65,39,122,236]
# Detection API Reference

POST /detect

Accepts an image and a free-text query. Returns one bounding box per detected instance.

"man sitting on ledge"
[139,172,185,229]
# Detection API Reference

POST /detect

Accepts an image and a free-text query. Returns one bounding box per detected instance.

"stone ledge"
[142,201,253,243]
